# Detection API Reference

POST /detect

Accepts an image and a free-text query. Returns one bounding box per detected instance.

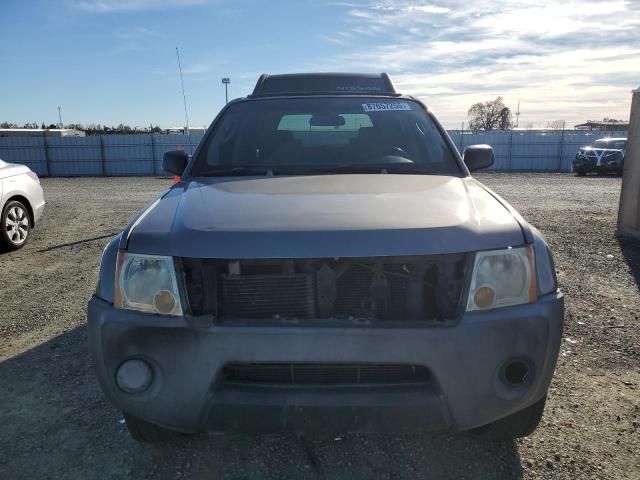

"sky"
[1,0,639,129]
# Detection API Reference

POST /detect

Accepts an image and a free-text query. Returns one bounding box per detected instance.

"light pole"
[617,86,640,239]
[222,77,230,104]
[58,106,62,128]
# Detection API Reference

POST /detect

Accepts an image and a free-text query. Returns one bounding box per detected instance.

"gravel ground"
[0,173,638,480]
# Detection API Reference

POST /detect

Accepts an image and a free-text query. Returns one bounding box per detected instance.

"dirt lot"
[1,173,639,480]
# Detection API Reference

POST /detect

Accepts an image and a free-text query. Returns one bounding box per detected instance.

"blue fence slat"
[45,136,102,176]
[0,130,628,176]
[0,136,48,175]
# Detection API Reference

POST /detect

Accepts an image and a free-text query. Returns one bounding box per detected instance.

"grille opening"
[182,254,469,322]
[221,363,431,386]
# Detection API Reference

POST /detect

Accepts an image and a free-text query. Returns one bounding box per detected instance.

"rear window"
[192,97,461,176]
[276,114,373,147]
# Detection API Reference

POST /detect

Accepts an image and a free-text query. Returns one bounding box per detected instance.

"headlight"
[466,246,537,311]
[114,252,183,316]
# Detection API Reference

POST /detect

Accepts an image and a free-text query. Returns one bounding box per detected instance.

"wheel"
[576,169,586,176]
[469,395,547,441]
[123,412,181,443]
[1,200,31,250]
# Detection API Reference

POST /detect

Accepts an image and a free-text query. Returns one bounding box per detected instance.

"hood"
[126,174,524,258]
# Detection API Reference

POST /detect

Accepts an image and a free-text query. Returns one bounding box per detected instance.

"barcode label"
[362,102,411,112]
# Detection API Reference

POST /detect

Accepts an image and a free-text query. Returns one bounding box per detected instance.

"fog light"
[116,359,153,394]
[501,359,533,387]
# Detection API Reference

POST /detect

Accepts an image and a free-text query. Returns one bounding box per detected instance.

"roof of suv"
[250,73,400,97]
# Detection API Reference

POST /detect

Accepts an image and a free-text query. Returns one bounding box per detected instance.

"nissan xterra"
[88,73,563,442]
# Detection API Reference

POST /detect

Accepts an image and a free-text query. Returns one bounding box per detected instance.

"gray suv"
[88,73,563,443]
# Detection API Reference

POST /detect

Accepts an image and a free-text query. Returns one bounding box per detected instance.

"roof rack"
[250,73,399,97]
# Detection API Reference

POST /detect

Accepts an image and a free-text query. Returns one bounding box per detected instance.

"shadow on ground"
[618,233,640,289]
[0,325,524,480]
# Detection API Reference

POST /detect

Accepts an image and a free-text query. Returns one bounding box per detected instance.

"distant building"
[0,128,86,137]
[574,121,629,131]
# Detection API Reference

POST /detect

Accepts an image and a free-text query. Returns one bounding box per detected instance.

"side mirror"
[463,144,495,172]
[162,150,189,176]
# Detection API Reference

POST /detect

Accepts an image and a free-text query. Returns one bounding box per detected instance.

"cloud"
[319,0,640,127]
[114,26,156,41]
[181,63,212,75]
[112,26,158,51]
[69,0,208,13]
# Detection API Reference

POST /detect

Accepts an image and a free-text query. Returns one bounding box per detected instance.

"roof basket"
[250,73,398,97]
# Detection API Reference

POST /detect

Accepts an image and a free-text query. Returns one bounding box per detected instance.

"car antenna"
[175,47,192,154]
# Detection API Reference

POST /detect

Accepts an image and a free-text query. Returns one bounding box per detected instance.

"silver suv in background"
[573,137,627,176]
[0,159,45,250]
[88,73,563,443]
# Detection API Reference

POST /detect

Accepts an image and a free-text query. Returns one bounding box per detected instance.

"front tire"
[123,413,181,443]
[1,200,31,250]
[575,169,586,176]
[469,395,547,441]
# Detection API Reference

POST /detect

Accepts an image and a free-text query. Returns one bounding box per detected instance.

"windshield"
[191,97,461,176]
[592,139,627,149]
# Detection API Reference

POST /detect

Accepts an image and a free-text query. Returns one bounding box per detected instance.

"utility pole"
[617,86,640,239]
[58,106,62,128]
[515,101,520,129]
[222,77,230,104]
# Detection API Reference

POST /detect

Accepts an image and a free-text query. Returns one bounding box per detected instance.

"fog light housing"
[500,359,534,387]
[116,359,153,394]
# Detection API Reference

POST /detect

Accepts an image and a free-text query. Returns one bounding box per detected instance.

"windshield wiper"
[291,163,435,175]
[197,164,439,177]
[197,166,276,177]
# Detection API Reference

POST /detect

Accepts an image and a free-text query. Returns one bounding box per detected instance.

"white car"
[0,159,45,250]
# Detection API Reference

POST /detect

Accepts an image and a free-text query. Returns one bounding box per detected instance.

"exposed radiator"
[220,273,316,319]
[181,254,469,322]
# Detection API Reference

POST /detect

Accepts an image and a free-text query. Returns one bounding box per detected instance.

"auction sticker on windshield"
[362,102,411,112]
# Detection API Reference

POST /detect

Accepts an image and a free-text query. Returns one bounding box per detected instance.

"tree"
[468,97,512,130]
[547,120,566,130]
[0,121,18,128]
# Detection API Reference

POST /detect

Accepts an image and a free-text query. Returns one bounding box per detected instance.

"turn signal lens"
[153,290,178,315]
[473,285,496,309]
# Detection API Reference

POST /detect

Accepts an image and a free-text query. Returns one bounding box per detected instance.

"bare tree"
[468,97,512,130]
[602,117,625,123]
[548,120,566,130]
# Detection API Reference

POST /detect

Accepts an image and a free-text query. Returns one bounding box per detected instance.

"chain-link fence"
[0,130,627,176]
[448,129,627,171]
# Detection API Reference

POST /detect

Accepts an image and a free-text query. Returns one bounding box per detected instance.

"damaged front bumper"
[87,292,564,434]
